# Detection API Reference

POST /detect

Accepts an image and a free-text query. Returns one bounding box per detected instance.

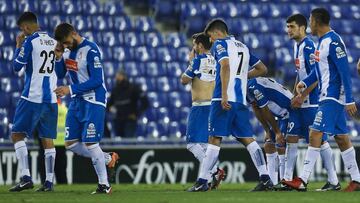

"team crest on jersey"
[86,123,96,138]
[94,56,102,68]
[309,53,316,65]
[253,89,264,101]
[335,46,346,59]
[216,44,226,55]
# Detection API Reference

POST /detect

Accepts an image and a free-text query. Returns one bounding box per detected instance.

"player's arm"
[54,43,67,79]
[329,41,357,115]
[69,49,104,95]
[248,62,268,79]
[181,57,200,85]
[297,68,318,95]
[251,102,271,134]
[220,58,231,110]
[13,34,32,72]
[248,52,267,79]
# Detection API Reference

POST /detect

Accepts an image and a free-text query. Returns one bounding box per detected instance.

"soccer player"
[187,19,270,192]
[283,8,360,192]
[53,23,117,194]
[247,77,292,186]
[9,12,58,192]
[282,13,340,191]
[181,33,225,190]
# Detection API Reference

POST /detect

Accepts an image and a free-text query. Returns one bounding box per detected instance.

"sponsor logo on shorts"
[86,123,96,138]
[313,111,323,126]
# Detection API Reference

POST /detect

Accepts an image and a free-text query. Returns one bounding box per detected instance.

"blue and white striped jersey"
[184,53,216,82]
[247,77,293,119]
[55,38,107,107]
[303,30,354,105]
[13,31,58,103]
[210,36,260,105]
[293,37,319,108]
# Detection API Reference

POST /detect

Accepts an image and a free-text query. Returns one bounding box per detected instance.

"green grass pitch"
[1,182,359,203]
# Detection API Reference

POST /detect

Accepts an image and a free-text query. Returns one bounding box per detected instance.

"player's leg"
[283,101,337,191]
[82,102,111,194]
[187,101,225,192]
[233,103,271,191]
[9,99,37,192]
[264,139,278,185]
[36,103,58,192]
[277,119,288,182]
[64,101,117,167]
[333,112,360,192]
[317,139,340,191]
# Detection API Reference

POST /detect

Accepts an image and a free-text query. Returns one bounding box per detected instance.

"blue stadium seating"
[1,0,359,139]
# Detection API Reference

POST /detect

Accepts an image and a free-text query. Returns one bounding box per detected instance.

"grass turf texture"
[1,182,359,203]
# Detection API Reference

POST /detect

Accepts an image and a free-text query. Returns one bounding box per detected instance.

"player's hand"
[54,86,70,97]
[221,94,231,110]
[291,95,304,108]
[55,42,64,60]
[346,103,357,117]
[296,81,306,95]
[16,32,25,48]
[188,49,195,62]
[357,58,360,75]
[275,132,285,147]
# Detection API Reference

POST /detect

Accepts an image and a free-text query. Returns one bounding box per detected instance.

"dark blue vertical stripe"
[42,76,51,103]
[68,49,79,84]
[22,57,33,97]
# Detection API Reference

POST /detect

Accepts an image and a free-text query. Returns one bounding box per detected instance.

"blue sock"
[198,178,208,184]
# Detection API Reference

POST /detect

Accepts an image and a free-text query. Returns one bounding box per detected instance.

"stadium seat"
[147,92,167,108]
[0,0,17,14]
[124,61,145,77]
[144,32,164,47]
[168,121,182,138]
[166,62,183,77]
[61,0,82,15]
[5,15,17,30]
[39,0,61,14]
[113,16,132,31]
[168,91,191,108]
[134,77,157,92]
[134,17,155,32]
[102,1,124,16]
[82,0,101,15]
[0,92,11,108]
[156,46,172,62]
[165,32,187,48]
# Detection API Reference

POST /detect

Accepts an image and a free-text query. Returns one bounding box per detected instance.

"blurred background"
[0,0,360,145]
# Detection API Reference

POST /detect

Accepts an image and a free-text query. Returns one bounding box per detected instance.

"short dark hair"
[204,18,228,34]
[17,11,37,26]
[54,23,75,42]
[286,14,307,28]
[194,33,212,50]
[191,32,201,39]
[311,8,330,25]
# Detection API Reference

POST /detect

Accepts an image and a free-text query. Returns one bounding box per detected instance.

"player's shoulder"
[23,32,40,45]
[303,37,315,49]
[328,31,345,47]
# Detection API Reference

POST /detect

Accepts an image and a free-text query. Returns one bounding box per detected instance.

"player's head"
[286,14,307,40]
[204,18,228,43]
[17,11,38,36]
[193,33,212,54]
[115,69,127,83]
[310,8,330,35]
[54,23,79,51]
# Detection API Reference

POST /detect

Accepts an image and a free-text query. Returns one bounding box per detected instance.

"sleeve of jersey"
[302,69,318,88]
[13,39,33,72]
[70,49,104,95]
[214,40,229,63]
[251,85,269,108]
[249,52,260,67]
[329,41,354,104]
[303,44,316,71]
[183,58,200,78]
[55,58,67,79]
